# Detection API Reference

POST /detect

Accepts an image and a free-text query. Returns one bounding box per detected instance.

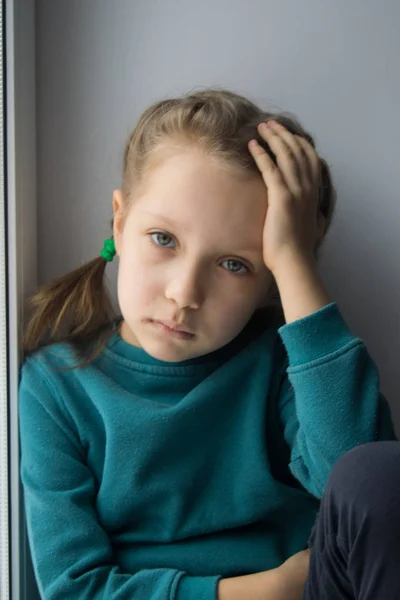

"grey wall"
[29,1,400,597]
[36,0,400,436]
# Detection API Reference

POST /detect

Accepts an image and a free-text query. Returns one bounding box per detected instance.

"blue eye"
[221,259,248,274]
[149,232,249,275]
[150,232,176,248]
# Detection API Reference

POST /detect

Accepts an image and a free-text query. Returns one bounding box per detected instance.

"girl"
[19,88,398,600]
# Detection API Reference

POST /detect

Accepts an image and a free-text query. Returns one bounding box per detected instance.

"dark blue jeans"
[303,441,400,599]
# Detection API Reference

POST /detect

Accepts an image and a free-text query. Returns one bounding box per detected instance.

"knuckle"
[265,160,278,175]
[292,185,303,200]
[280,189,295,205]
[281,145,294,160]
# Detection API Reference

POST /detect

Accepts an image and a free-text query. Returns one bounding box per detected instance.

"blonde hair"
[22,87,336,369]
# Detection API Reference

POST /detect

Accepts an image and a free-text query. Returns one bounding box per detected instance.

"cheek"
[117,250,162,306]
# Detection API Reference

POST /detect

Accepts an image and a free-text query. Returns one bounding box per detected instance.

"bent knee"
[326,441,400,508]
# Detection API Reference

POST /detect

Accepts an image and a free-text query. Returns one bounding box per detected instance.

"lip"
[153,319,193,334]
[150,320,195,339]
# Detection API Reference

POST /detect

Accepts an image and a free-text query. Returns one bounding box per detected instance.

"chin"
[143,343,199,363]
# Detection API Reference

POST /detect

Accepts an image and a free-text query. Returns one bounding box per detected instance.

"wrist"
[271,251,332,324]
[270,248,316,280]
[217,569,282,600]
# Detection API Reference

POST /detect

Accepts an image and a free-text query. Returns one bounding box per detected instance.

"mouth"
[153,319,193,334]
[150,319,195,339]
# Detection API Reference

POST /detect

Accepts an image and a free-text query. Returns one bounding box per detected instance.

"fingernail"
[259,122,269,130]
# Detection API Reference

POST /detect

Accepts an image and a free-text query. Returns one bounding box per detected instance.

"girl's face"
[113,147,273,362]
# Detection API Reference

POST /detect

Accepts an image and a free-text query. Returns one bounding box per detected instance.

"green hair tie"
[100,238,116,262]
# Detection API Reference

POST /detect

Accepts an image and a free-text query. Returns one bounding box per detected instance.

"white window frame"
[2,1,37,599]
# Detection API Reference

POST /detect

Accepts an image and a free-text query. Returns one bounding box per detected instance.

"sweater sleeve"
[277,302,397,499]
[18,359,221,600]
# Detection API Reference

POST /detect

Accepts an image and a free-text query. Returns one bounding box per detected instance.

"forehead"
[132,150,268,239]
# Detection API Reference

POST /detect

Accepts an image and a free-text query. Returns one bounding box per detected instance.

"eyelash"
[148,231,250,275]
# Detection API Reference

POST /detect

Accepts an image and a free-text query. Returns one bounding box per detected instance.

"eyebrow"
[142,211,263,255]
[143,212,186,230]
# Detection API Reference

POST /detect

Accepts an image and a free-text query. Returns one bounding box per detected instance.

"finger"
[296,135,322,187]
[292,135,313,185]
[258,122,305,197]
[263,121,308,176]
[248,139,288,198]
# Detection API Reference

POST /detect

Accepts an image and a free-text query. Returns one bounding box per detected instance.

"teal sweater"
[19,303,396,599]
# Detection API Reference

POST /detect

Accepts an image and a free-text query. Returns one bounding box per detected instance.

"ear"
[315,211,327,250]
[112,189,127,257]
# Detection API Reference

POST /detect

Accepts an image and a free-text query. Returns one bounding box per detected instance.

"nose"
[164,262,205,310]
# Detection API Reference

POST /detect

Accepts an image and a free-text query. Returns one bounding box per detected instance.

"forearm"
[273,253,332,324]
[217,568,282,600]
